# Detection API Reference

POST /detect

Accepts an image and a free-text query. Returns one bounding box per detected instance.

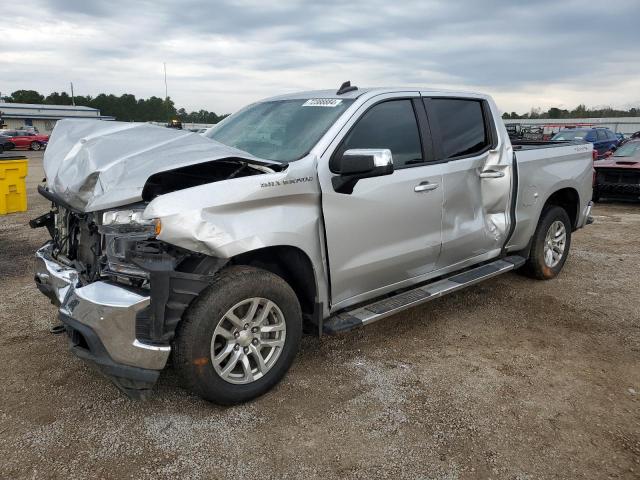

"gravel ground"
[0,151,638,479]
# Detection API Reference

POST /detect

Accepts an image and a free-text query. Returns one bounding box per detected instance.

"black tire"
[173,265,302,405]
[523,206,572,280]
[30,141,41,151]
[0,144,3,154]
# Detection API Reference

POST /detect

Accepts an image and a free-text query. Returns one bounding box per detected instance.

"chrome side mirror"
[331,148,394,194]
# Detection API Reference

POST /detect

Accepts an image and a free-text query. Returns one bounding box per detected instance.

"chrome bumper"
[35,243,170,372]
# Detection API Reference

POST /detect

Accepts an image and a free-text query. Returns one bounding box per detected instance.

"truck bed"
[511,140,588,151]
[506,138,593,253]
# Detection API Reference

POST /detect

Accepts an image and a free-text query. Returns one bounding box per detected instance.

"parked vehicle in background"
[615,132,625,143]
[551,127,619,157]
[593,140,640,202]
[32,85,594,404]
[0,130,49,150]
[505,124,544,141]
[0,135,14,154]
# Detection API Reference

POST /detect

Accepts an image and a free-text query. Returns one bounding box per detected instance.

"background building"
[0,103,114,134]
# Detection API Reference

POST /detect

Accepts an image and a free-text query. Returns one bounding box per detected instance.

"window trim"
[329,97,434,172]
[423,96,497,162]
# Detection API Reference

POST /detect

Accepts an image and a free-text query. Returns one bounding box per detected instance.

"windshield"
[206,98,354,162]
[613,141,640,157]
[552,130,589,141]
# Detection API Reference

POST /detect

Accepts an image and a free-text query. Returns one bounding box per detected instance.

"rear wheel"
[523,206,572,280]
[30,141,41,151]
[173,266,302,404]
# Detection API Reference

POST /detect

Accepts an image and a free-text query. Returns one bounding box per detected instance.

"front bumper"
[35,243,170,397]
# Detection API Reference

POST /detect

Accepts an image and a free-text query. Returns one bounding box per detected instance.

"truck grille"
[597,169,640,185]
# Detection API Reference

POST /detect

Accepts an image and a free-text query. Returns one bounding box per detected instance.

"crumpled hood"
[44,119,275,212]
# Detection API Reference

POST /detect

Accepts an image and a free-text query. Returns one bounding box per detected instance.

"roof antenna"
[336,80,358,95]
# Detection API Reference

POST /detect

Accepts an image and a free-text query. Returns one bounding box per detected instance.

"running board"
[322,255,526,335]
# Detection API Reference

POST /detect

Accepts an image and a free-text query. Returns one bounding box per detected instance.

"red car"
[593,140,640,202]
[0,130,49,151]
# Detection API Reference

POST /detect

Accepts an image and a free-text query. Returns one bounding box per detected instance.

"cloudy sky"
[1,0,639,115]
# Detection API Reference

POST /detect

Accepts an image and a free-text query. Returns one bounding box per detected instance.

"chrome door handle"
[414,182,439,192]
[479,170,505,179]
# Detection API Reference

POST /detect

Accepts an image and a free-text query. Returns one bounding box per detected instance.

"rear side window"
[339,100,423,168]
[427,99,489,159]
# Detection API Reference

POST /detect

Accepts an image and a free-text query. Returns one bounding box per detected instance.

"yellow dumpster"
[0,156,28,214]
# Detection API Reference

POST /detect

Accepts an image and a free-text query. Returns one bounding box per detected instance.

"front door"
[318,94,444,309]
[422,96,513,268]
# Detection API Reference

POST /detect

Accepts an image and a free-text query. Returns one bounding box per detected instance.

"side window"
[426,98,489,159]
[596,129,607,141]
[339,100,423,168]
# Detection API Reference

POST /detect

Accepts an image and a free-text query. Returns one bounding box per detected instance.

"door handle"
[479,170,505,179]
[414,182,439,192]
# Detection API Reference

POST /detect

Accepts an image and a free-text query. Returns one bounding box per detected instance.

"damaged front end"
[32,191,229,398]
[32,190,233,398]
[31,119,292,398]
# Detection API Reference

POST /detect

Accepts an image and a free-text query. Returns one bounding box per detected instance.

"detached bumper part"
[35,243,170,398]
[584,201,594,225]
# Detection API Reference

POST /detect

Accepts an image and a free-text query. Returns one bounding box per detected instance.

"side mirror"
[331,149,394,194]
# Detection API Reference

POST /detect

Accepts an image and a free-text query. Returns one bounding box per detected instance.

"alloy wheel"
[210,297,286,384]
[543,220,567,268]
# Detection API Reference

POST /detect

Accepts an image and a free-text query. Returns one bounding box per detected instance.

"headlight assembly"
[101,209,161,235]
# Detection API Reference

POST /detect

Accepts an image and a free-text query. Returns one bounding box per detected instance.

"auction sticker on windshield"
[302,99,343,107]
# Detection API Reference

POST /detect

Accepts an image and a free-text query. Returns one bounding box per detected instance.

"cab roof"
[263,86,491,102]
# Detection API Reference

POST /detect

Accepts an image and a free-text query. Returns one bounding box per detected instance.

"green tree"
[45,92,73,105]
[9,89,45,104]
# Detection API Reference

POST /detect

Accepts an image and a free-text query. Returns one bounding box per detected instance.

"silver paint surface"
[39,87,594,322]
[43,119,275,212]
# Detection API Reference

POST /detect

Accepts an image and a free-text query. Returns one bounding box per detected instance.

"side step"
[322,255,526,335]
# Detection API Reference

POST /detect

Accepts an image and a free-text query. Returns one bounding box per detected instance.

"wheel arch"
[229,245,319,324]
[541,187,580,230]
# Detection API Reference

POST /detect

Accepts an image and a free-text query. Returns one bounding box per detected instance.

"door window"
[596,129,607,141]
[339,100,423,168]
[426,99,489,159]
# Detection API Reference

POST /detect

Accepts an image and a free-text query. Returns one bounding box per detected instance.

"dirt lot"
[0,151,638,479]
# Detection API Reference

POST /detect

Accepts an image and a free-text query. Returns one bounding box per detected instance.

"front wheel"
[30,141,41,151]
[523,206,572,280]
[173,266,302,404]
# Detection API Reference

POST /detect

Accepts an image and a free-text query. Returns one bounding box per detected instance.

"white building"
[0,103,114,134]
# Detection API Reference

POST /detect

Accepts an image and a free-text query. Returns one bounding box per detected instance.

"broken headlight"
[100,208,162,280]
[102,209,161,235]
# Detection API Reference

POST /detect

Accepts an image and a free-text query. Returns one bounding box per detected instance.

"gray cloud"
[1,0,639,114]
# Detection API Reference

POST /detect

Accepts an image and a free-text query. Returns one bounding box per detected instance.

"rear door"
[318,93,445,308]
[422,96,513,268]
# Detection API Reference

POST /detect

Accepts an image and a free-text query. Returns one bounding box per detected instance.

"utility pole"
[70,82,75,106]
[164,62,169,124]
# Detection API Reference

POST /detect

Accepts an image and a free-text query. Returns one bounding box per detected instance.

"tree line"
[1,89,228,124]
[502,104,640,120]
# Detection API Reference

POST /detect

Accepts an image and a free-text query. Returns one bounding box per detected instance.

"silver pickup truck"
[31,84,593,404]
